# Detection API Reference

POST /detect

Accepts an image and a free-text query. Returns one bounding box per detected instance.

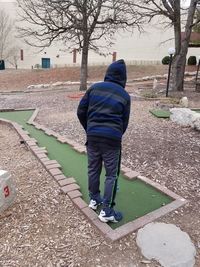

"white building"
[0,0,199,69]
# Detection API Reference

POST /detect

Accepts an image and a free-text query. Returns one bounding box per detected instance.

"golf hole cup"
[0,170,16,214]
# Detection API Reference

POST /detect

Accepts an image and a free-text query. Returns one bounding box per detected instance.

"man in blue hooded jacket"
[77,59,130,223]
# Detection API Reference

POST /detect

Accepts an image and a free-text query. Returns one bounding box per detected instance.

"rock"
[170,108,200,129]
[140,259,152,264]
[179,97,189,108]
[136,222,196,267]
[153,78,158,90]
[35,84,45,89]
[192,115,200,131]
[27,85,35,90]
[52,81,64,87]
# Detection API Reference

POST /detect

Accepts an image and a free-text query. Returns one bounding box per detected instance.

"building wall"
[0,0,200,68]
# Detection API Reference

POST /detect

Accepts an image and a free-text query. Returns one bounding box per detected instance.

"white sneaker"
[89,199,101,210]
[98,208,123,223]
[89,199,98,210]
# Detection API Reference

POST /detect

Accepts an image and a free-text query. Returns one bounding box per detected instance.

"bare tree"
[171,0,198,92]
[129,0,199,91]
[17,0,143,90]
[7,47,20,69]
[0,9,21,69]
[0,9,13,60]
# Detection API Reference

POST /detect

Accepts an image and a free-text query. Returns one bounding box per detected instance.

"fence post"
[112,52,117,62]
[73,49,77,63]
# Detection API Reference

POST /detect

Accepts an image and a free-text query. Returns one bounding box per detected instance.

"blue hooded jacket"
[77,59,130,145]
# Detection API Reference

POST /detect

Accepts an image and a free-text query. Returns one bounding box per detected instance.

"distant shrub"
[142,91,158,99]
[187,56,197,65]
[34,63,41,69]
[162,56,170,65]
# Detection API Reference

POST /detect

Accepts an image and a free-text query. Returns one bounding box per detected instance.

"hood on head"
[104,59,127,88]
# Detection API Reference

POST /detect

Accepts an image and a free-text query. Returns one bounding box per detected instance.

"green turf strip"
[149,109,171,118]
[191,108,200,113]
[150,108,200,119]
[0,110,172,229]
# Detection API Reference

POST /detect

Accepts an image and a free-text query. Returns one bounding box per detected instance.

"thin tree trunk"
[80,42,89,91]
[171,54,186,91]
[171,0,197,91]
[79,1,88,91]
[174,1,181,54]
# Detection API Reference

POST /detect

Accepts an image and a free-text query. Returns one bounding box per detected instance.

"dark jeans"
[87,143,120,207]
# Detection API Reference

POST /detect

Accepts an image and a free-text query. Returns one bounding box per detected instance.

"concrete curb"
[0,108,188,241]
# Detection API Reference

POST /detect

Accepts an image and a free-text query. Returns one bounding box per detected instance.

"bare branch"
[0,9,19,61]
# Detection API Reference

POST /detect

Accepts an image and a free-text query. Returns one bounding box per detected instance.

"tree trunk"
[79,43,88,91]
[171,54,186,91]
[171,0,197,91]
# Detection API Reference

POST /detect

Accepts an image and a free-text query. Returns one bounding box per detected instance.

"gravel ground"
[0,124,144,267]
[0,68,200,266]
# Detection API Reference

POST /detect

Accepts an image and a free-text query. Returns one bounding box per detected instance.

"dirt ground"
[0,64,196,92]
[0,65,200,267]
[0,65,167,91]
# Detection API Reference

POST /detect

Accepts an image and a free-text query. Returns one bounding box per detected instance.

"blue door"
[41,58,50,68]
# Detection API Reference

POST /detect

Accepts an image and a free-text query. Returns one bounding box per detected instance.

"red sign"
[20,49,24,61]
[4,186,10,198]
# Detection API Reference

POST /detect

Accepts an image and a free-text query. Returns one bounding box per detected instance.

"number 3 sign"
[4,186,10,198]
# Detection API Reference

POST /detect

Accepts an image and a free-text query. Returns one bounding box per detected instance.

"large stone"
[136,222,196,267]
[170,108,200,129]
[191,114,200,131]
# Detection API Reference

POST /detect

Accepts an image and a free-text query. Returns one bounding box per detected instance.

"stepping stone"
[136,222,196,267]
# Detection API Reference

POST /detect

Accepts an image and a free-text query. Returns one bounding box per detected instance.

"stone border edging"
[0,71,196,95]
[128,71,196,83]
[0,109,188,241]
[24,71,197,91]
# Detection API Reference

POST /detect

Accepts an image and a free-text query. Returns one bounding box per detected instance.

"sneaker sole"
[88,202,103,211]
[88,204,97,210]
[98,214,118,223]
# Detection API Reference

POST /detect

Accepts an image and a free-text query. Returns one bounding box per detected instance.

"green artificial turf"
[0,110,173,229]
[150,108,200,119]
[191,108,200,113]
[149,109,171,118]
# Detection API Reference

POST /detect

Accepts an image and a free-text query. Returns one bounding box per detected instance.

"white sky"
[0,0,191,3]
[181,0,191,7]
[0,0,191,6]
